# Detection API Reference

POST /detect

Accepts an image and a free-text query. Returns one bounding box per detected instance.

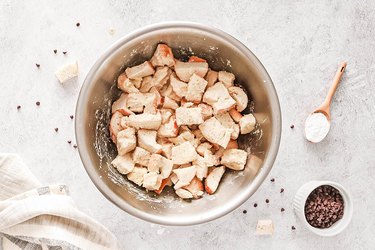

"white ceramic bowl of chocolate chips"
[293,181,353,236]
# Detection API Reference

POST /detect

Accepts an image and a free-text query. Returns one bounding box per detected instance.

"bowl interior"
[76,23,281,225]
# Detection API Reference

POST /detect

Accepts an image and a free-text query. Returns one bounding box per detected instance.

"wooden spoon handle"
[323,62,347,106]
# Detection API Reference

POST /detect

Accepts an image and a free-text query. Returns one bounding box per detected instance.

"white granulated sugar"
[304,112,330,143]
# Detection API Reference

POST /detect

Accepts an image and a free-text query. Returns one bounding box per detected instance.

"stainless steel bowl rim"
[75,21,282,226]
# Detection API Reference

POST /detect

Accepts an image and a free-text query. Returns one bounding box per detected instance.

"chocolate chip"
[253,203,258,208]
[290,124,294,129]
[76,22,80,27]
[281,208,285,212]
[243,210,247,214]
[291,226,296,230]
[36,101,40,106]
[280,188,285,193]
[265,199,269,204]
[67,140,72,144]
[17,105,21,110]
[73,144,78,149]
[54,128,58,132]
[270,178,275,182]
[63,51,67,55]
[53,49,57,54]
[70,115,74,119]
[35,63,40,68]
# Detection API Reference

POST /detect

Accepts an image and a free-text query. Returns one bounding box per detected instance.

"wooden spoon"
[313,62,347,120]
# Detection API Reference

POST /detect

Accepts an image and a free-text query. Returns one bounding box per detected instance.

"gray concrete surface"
[1,0,374,249]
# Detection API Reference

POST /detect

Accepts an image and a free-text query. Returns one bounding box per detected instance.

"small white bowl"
[293,181,353,236]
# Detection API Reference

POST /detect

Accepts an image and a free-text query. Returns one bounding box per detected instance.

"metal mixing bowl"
[75,22,281,226]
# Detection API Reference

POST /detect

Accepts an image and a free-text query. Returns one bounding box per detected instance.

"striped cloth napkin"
[0,154,119,250]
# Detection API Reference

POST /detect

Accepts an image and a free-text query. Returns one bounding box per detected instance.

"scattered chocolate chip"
[73,144,78,149]
[281,208,285,212]
[265,199,269,204]
[53,49,57,54]
[35,63,40,68]
[280,188,285,193]
[36,101,40,106]
[17,105,21,110]
[54,128,58,132]
[70,115,74,119]
[63,51,67,55]
[290,124,295,129]
[253,203,258,208]
[291,226,296,230]
[270,178,275,182]
[76,22,80,27]
[67,140,72,144]
[243,210,247,214]
[304,185,344,229]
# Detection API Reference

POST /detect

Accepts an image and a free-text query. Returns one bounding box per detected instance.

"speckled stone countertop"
[1,0,374,249]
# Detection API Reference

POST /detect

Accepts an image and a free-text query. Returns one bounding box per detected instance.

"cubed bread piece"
[126,93,147,112]
[153,66,171,89]
[215,112,239,140]
[160,109,173,123]
[116,128,137,155]
[228,86,248,112]
[185,74,208,103]
[160,83,181,102]
[55,61,79,84]
[109,111,124,142]
[158,115,179,138]
[111,153,135,175]
[155,178,171,194]
[173,165,197,189]
[170,74,188,97]
[229,108,243,123]
[221,149,248,170]
[139,76,154,93]
[205,69,218,87]
[125,61,155,79]
[175,188,193,199]
[162,96,179,110]
[117,73,140,93]
[196,142,213,156]
[197,103,213,120]
[149,87,164,108]
[256,220,274,235]
[143,172,162,191]
[175,107,204,126]
[218,71,235,88]
[112,94,134,116]
[175,61,209,82]
[126,112,161,130]
[171,141,198,165]
[150,44,175,67]
[203,82,236,114]
[132,147,151,166]
[239,114,256,134]
[205,166,225,194]
[194,158,209,180]
[127,166,147,186]
[198,117,231,148]
[137,130,162,153]
[160,142,173,159]
[168,130,195,146]
[148,154,173,179]
[183,177,204,198]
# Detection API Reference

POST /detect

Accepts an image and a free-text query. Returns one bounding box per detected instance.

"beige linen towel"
[0,153,119,250]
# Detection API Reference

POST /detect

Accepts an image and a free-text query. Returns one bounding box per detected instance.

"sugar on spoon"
[305,62,347,143]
